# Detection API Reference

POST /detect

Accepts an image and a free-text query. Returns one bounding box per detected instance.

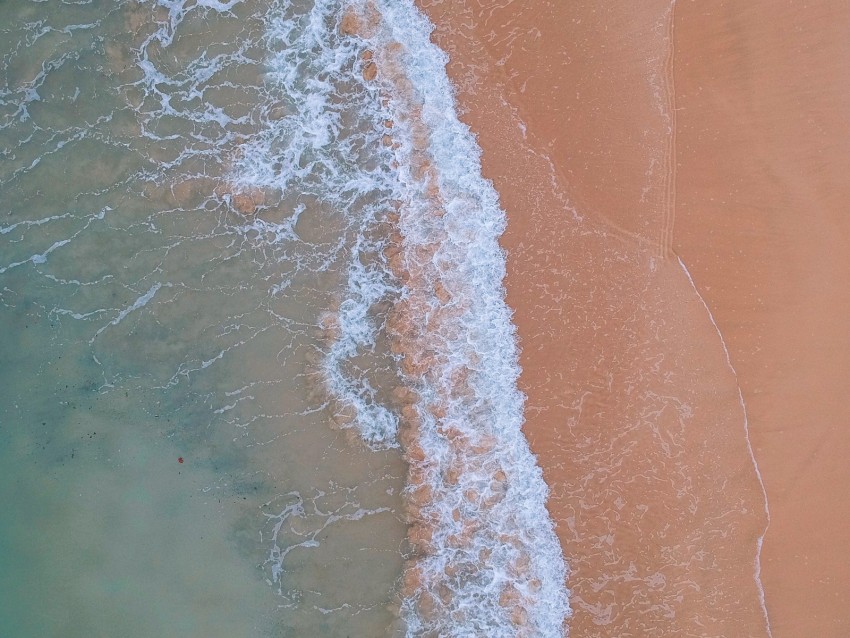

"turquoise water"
[0,0,407,634]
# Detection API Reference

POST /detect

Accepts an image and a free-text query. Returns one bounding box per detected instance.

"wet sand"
[416,0,848,635]
[673,2,850,635]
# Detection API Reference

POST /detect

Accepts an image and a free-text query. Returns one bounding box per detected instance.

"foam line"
[677,255,773,638]
[223,0,573,632]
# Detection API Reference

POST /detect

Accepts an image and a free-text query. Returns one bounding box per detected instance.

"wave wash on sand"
[240,0,573,635]
[351,3,570,634]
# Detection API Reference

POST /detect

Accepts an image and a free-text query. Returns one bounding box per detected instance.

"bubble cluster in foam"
[237,0,403,448]
[129,0,257,161]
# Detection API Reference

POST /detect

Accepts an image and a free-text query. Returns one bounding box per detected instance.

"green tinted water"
[0,0,406,635]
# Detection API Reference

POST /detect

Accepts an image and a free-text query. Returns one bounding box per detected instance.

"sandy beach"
[418,0,850,635]
[673,2,850,635]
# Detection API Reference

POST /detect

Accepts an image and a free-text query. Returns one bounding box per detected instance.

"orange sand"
[417,0,850,635]
[673,2,850,635]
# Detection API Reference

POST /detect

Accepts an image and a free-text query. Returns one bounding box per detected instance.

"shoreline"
[415,0,801,634]
[335,4,571,633]
[419,0,850,634]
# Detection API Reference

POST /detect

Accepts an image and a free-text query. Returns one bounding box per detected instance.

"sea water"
[0,0,569,635]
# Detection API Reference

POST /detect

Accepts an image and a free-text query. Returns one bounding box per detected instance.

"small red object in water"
[178,457,184,464]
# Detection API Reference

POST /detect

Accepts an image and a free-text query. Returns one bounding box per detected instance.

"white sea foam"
[204,0,571,632]
[356,2,570,634]
[245,0,404,448]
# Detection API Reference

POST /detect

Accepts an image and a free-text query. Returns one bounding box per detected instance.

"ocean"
[0,0,568,636]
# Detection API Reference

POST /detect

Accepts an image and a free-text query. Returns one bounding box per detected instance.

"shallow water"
[1,0,574,633]
[0,0,409,634]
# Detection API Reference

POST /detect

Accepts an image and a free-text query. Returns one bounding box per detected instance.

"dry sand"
[417,0,850,635]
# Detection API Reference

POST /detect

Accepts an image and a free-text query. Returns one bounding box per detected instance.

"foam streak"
[677,255,773,638]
